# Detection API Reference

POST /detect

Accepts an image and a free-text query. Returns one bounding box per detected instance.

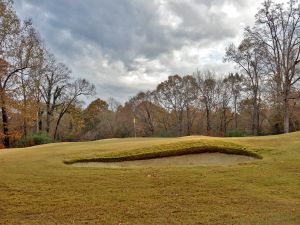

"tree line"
[225,0,300,134]
[75,0,300,140]
[74,0,300,140]
[1,0,300,147]
[0,0,95,147]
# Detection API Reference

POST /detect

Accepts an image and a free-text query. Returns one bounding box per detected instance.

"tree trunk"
[46,109,51,134]
[145,108,154,136]
[283,98,289,133]
[54,115,63,141]
[223,108,227,135]
[0,90,9,147]
[23,100,27,136]
[256,105,260,135]
[21,76,27,137]
[178,111,183,136]
[206,107,211,135]
[186,105,191,136]
[234,96,238,129]
[37,110,43,132]
[1,105,9,147]
[23,119,27,137]
[45,94,52,133]
[252,100,260,136]
[251,87,260,136]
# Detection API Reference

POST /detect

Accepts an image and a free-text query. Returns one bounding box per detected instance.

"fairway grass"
[1,133,300,224]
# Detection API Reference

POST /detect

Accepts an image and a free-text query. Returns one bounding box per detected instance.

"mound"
[64,140,262,165]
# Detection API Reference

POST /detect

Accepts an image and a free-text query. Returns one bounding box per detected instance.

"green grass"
[1,133,300,224]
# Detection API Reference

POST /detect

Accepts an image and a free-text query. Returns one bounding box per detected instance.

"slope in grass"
[64,139,262,164]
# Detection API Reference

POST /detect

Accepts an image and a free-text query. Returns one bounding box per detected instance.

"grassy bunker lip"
[64,141,262,165]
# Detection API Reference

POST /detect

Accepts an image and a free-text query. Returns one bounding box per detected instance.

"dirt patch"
[71,153,258,168]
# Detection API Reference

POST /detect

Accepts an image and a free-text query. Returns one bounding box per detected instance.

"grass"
[64,139,262,164]
[1,133,300,224]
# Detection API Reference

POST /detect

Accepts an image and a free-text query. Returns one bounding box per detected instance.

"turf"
[1,133,300,224]
[64,139,262,164]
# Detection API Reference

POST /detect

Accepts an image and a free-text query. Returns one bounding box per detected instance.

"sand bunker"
[71,153,258,168]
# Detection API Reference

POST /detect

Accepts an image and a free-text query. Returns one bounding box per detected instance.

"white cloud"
[13,0,279,102]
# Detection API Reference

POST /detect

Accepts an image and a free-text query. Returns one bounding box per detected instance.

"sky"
[13,0,282,103]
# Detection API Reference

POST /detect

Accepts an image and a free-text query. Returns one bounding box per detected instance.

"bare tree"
[15,26,42,136]
[40,53,70,134]
[182,75,198,136]
[107,97,121,112]
[53,78,95,140]
[195,70,219,135]
[30,46,46,133]
[246,0,300,133]
[225,39,263,135]
[129,91,158,136]
[224,73,243,130]
[156,75,185,136]
[218,77,233,135]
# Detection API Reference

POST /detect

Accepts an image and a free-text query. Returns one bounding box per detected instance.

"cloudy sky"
[13,0,281,102]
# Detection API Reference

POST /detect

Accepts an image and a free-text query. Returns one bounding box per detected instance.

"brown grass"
[0,133,300,224]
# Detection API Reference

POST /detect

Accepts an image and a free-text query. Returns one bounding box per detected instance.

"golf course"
[1,132,300,224]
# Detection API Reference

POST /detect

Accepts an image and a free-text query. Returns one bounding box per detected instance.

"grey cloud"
[14,0,261,102]
[15,0,239,59]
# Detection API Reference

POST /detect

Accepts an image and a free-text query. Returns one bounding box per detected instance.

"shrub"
[63,134,79,142]
[225,130,247,137]
[13,132,52,147]
[30,132,52,145]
